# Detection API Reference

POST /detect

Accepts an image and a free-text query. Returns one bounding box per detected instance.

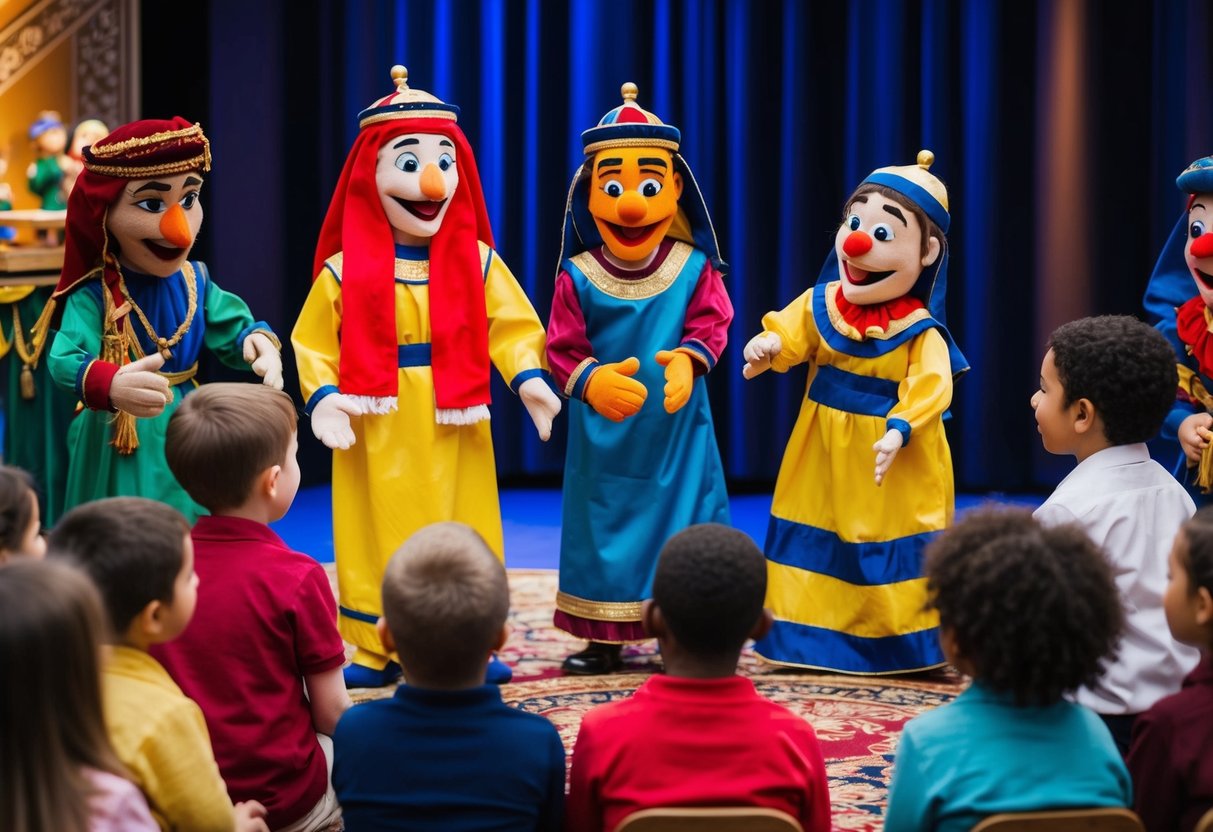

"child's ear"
[1072,397,1098,435]
[1196,586,1213,627]
[492,622,509,652]
[134,599,165,640]
[263,464,282,497]
[750,608,774,641]
[375,617,396,655]
[642,599,666,640]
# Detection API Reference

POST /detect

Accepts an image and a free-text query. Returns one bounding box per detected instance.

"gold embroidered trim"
[1178,364,1213,411]
[394,258,430,282]
[572,241,692,301]
[359,110,458,128]
[556,590,644,622]
[1204,305,1213,334]
[88,124,207,158]
[823,281,932,341]
[565,357,596,397]
[584,137,680,155]
[84,156,210,179]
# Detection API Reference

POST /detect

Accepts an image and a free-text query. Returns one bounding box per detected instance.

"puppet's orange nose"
[842,230,873,258]
[420,163,447,200]
[159,203,193,249]
[616,191,648,224]
[1192,233,1213,259]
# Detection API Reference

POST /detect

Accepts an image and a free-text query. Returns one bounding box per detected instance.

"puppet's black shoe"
[561,643,623,675]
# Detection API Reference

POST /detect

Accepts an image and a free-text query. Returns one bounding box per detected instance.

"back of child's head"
[382,522,509,685]
[0,465,40,560]
[1176,506,1213,619]
[0,559,123,832]
[1048,315,1176,445]
[651,523,767,660]
[925,507,1123,706]
[47,497,190,639]
[165,382,297,512]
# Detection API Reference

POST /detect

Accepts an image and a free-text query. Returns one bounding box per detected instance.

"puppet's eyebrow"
[393,137,420,149]
[132,182,171,194]
[597,157,624,171]
[882,204,908,227]
[1194,202,1207,211]
[439,139,453,148]
[638,158,668,169]
[183,176,202,188]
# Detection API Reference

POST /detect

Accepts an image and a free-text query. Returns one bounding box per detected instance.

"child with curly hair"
[884,508,1131,832]
[1127,507,1213,831]
[1032,315,1201,752]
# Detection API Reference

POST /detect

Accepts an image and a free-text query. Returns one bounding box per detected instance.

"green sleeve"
[199,268,277,371]
[48,289,104,396]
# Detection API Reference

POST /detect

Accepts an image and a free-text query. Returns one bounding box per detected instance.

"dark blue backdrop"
[145,0,1213,492]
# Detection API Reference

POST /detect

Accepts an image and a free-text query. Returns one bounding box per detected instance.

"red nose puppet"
[843,230,873,258]
[1192,233,1213,259]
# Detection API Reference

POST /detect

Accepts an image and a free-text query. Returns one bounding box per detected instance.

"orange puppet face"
[107,171,203,277]
[588,147,683,262]
[1185,194,1213,308]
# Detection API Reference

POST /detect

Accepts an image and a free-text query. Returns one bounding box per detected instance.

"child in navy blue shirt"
[332,522,565,831]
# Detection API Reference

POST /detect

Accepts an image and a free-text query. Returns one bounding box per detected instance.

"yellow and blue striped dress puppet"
[293,67,561,687]
[546,84,732,675]
[743,151,967,674]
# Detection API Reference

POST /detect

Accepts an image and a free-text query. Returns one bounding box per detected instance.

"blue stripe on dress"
[398,343,432,367]
[755,619,945,674]
[765,515,937,585]
[339,605,380,625]
[807,364,899,417]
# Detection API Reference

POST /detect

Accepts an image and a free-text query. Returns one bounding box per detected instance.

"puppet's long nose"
[616,192,648,224]
[1192,233,1213,259]
[420,163,447,200]
[842,230,873,258]
[159,203,193,249]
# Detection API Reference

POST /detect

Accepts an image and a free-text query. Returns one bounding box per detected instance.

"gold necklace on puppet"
[114,260,198,360]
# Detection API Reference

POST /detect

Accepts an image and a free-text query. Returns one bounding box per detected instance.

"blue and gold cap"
[1177,156,1213,195]
[357,65,460,129]
[581,83,680,156]
[861,150,950,234]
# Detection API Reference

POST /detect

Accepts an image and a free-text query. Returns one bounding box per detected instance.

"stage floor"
[271,486,1044,566]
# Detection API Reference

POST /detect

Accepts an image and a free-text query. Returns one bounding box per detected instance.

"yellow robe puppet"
[293,67,561,688]
[743,152,967,674]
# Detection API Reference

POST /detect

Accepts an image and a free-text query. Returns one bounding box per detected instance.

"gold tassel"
[1198,444,1213,495]
[111,410,139,455]
[19,365,34,400]
[100,289,140,456]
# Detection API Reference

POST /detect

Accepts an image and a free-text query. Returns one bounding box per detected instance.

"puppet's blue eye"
[640,178,663,197]
[395,152,419,172]
[603,180,624,197]
[437,153,455,171]
[872,223,895,242]
[848,214,861,231]
[1192,221,1207,239]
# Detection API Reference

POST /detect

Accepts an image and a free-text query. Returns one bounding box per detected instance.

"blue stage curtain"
[197,0,1213,492]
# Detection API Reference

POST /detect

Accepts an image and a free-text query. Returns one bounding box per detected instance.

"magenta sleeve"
[679,261,733,375]
[545,270,595,394]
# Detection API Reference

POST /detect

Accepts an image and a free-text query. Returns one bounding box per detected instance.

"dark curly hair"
[652,523,767,659]
[1048,315,1177,446]
[925,507,1123,706]
[1178,506,1213,600]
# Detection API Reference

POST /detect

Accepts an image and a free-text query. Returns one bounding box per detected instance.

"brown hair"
[0,465,37,559]
[843,183,944,259]
[382,523,509,686]
[0,559,128,832]
[166,383,297,511]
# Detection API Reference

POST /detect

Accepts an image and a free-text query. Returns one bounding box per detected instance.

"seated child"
[48,497,269,832]
[332,522,565,831]
[1031,315,1201,752]
[0,465,46,563]
[154,383,349,832]
[1128,506,1213,831]
[0,558,158,832]
[885,508,1131,832]
[564,523,832,832]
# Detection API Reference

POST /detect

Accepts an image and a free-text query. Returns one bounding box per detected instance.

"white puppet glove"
[243,331,284,390]
[109,352,173,417]
[519,376,562,442]
[311,393,364,450]
[742,332,782,379]
[873,429,905,486]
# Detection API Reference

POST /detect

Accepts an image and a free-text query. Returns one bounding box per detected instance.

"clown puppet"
[743,151,968,675]
[44,118,283,521]
[293,66,561,688]
[546,83,732,675]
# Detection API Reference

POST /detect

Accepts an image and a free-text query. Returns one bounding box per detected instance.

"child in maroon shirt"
[564,524,832,832]
[153,383,350,831]
[1128,506,1213,832]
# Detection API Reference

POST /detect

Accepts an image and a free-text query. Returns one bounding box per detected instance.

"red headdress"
[312,66,493,420]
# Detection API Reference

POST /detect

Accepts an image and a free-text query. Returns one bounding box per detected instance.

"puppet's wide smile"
[1194,266,1213,289]
[394,196,446,221]
[143,240,187,261]
[842,261,896,285]
[604,221,661,247]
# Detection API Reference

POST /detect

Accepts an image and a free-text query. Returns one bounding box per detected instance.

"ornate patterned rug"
[337,568,966,830]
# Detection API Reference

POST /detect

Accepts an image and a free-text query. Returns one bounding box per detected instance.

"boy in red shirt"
[154,383,350,831]
[564,524,832,832]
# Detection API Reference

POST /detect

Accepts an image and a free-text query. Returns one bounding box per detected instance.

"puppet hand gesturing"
[743,332,782,379]
[873,429,904,486]
[655,350,693,414]
[110,353,173,418]
[243,332,284,390]
[584,357,647,422]
[311,393,364,450]
[519,376,561,441]
[1179,412,1213,464]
